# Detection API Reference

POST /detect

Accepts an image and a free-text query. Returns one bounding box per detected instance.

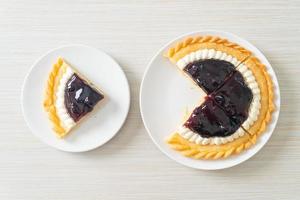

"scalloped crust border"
[164,35,251,64]
[165,35,275,159]
[43,58,68,138]
[242,57,275,136]
[167,133,257,160]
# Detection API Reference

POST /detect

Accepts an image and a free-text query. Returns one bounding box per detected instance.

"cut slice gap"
[177,52,251,94]
[183,59,237,94]
[209,71,253,126]
[207,70,236,95]
[184,97,243,138]
[181,54,249,95]
[175,46,251,94]
[241,126,252,135]
[234,53,251,69]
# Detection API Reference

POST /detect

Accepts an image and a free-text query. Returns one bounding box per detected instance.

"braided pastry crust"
[43,58,68,138]
[242,57,275,136]
[167,133,257,160]
[164,35,251,64]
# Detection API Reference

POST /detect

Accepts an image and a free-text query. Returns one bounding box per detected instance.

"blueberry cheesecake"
[165,36,275,159]
[43,58,104,138]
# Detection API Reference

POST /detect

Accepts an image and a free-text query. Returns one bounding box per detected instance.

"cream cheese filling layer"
[55,66,76,131]
[236,63,261,130]
[176,49,240,70]
[178,126,246,145]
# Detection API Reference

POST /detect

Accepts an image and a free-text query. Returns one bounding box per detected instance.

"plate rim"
[140,30,281,170]
[21,44,131,152]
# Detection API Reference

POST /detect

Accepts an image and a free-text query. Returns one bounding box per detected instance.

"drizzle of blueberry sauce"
[184,59,235,93]
[64,74,104,122]
[183,59,253,138]
[184,98,241,138]
[211,72,253,126]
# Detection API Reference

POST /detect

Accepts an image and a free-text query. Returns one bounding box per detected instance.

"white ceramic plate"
[140,31,280,170]
[22,45,130,152]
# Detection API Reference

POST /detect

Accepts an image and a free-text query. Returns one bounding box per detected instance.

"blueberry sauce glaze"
[183,59,253,138]
[184,98,241,137]
[211,72,253,126]
[64,74,104,122]
[184,59,235,93]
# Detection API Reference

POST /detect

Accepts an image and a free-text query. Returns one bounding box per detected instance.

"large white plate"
[140,31,280,170]
[22,45,130,152]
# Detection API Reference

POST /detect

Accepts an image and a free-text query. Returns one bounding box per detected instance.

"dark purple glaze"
[182,59,254,138]
[184,98,241,137]
[210,72,253,126]
[184,59,235,93]
[64,74,104,122]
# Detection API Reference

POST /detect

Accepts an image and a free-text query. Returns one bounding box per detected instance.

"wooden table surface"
[1,0,299,199]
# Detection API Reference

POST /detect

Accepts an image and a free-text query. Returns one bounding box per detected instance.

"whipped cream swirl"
[176,49,240,69]
[237,64,261,130]
[178,126,245,145]
[55,67,76,131]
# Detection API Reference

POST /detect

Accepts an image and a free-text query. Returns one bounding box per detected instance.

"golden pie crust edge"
[167,133,257,160]
[43,57,68,138]
[243,56,275,136]
[164,35,252,64]
[165,36,275,159]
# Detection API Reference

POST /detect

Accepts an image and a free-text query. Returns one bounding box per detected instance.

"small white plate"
[22,45,130,152]
[140,31,280,170]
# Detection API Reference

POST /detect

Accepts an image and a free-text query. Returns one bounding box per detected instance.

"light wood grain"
[0,0,299,199]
